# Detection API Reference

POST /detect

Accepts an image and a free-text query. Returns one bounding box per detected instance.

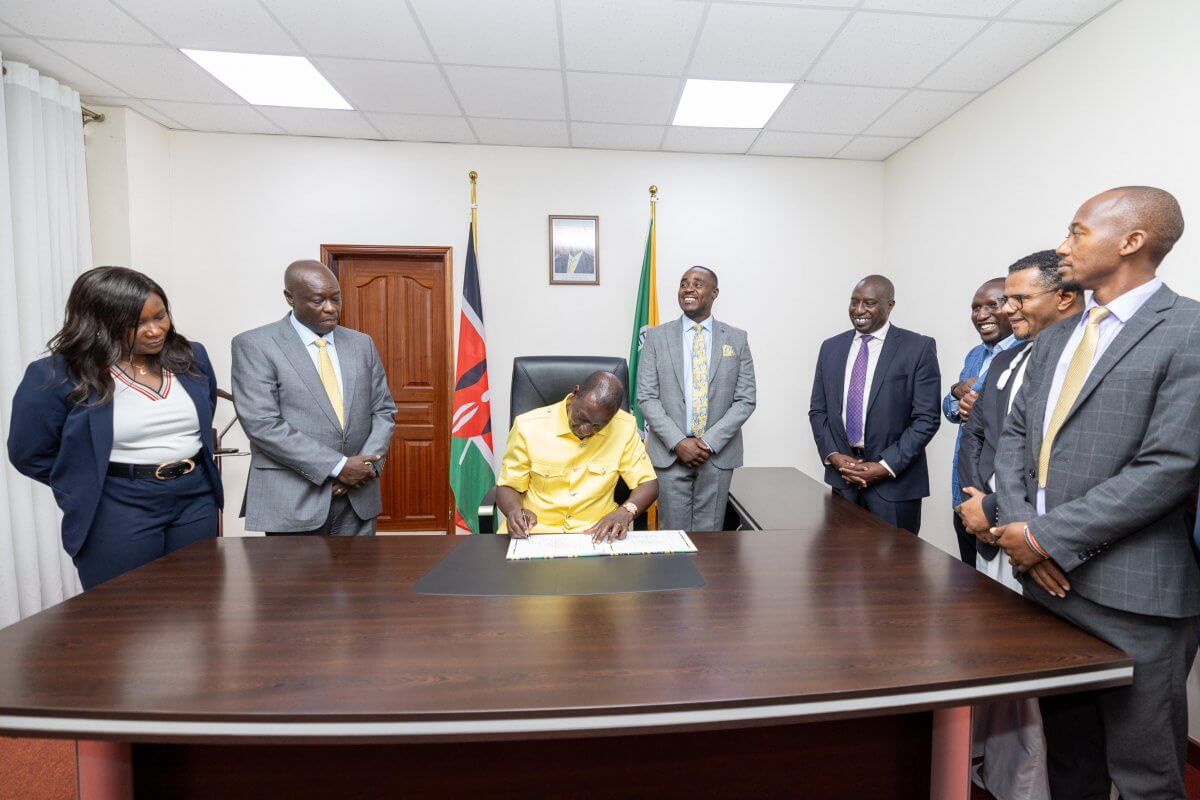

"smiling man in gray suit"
[992,187,1200,800]
[637,266,756,532]
[232,260,396,536]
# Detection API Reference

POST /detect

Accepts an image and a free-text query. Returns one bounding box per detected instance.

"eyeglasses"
[1000,288,1059,310]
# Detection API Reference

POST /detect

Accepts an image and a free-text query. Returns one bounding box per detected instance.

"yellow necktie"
[314,338,344,428]
[1037,307,1111,487]
[690,324,709,436]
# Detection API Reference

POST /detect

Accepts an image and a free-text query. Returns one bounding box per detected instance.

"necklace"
[124,359,150,376]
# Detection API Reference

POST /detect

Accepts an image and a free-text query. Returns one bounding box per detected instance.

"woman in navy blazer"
[8,267,223,589]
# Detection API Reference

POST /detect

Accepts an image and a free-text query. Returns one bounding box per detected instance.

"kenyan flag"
[449,221,495,533]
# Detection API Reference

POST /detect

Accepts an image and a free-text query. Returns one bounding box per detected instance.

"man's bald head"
[283,259,342,335]
[578,371,625,411]
[1094,186,1185,265]
[857,274,896,303]
[284,259,336,293]
[566,371,626,439]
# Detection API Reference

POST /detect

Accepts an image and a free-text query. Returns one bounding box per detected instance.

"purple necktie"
[845,335,873,445]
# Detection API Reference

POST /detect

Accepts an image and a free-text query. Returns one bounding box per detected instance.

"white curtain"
[0,56,92,626]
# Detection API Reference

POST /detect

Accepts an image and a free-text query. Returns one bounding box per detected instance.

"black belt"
[107,450,202,481]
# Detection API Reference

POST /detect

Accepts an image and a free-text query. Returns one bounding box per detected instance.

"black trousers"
[951,512,976,565]
[832,486,921,534]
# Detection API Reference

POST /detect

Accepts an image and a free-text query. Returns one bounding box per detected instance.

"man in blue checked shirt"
[944,277,1015,564]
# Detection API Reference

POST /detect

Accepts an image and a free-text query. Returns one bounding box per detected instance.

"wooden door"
[322,245,453,532]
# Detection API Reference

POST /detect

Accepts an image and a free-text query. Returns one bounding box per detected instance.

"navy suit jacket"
[808,326,941,501]
[7,342,223,557]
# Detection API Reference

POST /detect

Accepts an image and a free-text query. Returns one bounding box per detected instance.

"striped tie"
[1037,307,1111,487]
[314,339,344,428]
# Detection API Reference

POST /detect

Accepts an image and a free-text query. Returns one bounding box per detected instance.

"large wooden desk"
[0,473,1129,799]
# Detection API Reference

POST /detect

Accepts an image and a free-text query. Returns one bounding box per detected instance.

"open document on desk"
[506,530,698,560]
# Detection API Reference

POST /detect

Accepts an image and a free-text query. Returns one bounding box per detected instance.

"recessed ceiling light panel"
[182,49,351,110]
[672,79,793,129]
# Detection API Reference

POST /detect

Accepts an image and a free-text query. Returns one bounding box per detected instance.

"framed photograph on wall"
[548,215,599,285]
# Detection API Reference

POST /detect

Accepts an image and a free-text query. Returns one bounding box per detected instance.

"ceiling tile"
[115,0,299,53]
[142,101,286,134]
[768,83,905,134]
[46,41,240,102]
[316,59,459,114]
[410,0,560,69]
[715,0,857,6]
[0,36,124,96]
[689,5,848,81]
[865,89,974,136]
[750,131,853,158]
[923,20,1072,91]
[861,0,1012,14]
[560,0,704,75]
[567,72,678,125]
[471,118,569,147]
[257,107,380,139]
[1004,0,1119,24]
[259,0,431,61]
[0,0,157,43]
[663,126,758,154]
[365,112,476,144]
[445,66,564,120]
[835,135,911,160]
[808,12,986,87]
[571,122,664,151]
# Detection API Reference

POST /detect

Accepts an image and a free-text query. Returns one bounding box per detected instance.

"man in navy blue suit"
[809,275,941,534]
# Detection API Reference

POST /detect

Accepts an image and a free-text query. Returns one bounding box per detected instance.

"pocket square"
[722,344,736,357]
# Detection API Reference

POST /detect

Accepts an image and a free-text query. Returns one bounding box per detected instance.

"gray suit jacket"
[994,284,1200,618]
[637,317,756,470]
[231,316,397,532]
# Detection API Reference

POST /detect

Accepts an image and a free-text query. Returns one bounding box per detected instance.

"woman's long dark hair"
[47,267,195,405]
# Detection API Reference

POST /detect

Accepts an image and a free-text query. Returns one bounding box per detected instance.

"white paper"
[505,530,697,561]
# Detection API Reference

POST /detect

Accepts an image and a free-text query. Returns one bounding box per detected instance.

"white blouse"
[109,367,202,464]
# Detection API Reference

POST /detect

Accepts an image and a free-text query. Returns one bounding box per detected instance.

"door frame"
[321,244,456,534]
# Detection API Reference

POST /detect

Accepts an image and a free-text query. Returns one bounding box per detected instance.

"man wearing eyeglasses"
[943,278,1015,563]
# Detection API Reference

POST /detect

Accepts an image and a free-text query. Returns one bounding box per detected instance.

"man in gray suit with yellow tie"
[993,187,1200,799]
[637,266,756,531]
[232,260,396,535]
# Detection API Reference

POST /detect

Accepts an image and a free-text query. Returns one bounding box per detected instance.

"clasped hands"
[331,454,381,498]
[829,453,889,487]
[983,517,1071,600]
[507,507,633,544]
[674,437,710,468]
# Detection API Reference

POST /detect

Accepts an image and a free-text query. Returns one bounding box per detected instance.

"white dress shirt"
[289,313,347,478]
[839,322,893,476]
[1035,277,1162,514]
[681,315,714,448]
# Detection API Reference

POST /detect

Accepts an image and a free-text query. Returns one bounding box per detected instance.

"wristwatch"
[621,501,638,515]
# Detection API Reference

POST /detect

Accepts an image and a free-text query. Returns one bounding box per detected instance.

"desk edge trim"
[0,666,1133,739]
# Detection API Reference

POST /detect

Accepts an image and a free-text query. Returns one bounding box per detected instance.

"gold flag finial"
[649,185,658,197]
[469,170,478,182]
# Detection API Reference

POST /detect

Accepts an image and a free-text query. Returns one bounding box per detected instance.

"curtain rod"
[1,65,106,126]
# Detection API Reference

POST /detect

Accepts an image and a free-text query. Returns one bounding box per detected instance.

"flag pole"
[469,170,478,237]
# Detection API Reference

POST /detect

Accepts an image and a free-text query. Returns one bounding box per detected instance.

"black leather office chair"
[483,355,644,531]
[509,356,630,422]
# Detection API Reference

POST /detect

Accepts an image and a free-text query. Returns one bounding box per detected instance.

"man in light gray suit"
[232,260,396,536]
[992,187,1200,799]
[637,266,755,531]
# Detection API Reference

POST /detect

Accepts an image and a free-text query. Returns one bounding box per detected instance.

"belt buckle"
[154,458,196,481]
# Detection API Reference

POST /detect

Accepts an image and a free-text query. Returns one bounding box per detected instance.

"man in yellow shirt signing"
[496,371,659,543]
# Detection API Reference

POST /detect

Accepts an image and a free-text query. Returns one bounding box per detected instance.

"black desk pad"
[413,534,705,596]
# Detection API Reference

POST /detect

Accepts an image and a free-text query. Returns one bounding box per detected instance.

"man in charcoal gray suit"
[232,260,396,535]
[637,266,756,532]
[992,187,1200,799]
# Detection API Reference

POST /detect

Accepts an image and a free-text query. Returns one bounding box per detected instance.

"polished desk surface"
[0,473,1129,742]
[730,466,850,530]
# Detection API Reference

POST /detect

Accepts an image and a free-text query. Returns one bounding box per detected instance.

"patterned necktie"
[844,335,873,446]
[690,324,709,436]
[1037,307,1111,487]
[314,338,344,428]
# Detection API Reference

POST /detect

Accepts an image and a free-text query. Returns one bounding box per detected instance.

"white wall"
[882,0,1200,734]
[82,129,885,536]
